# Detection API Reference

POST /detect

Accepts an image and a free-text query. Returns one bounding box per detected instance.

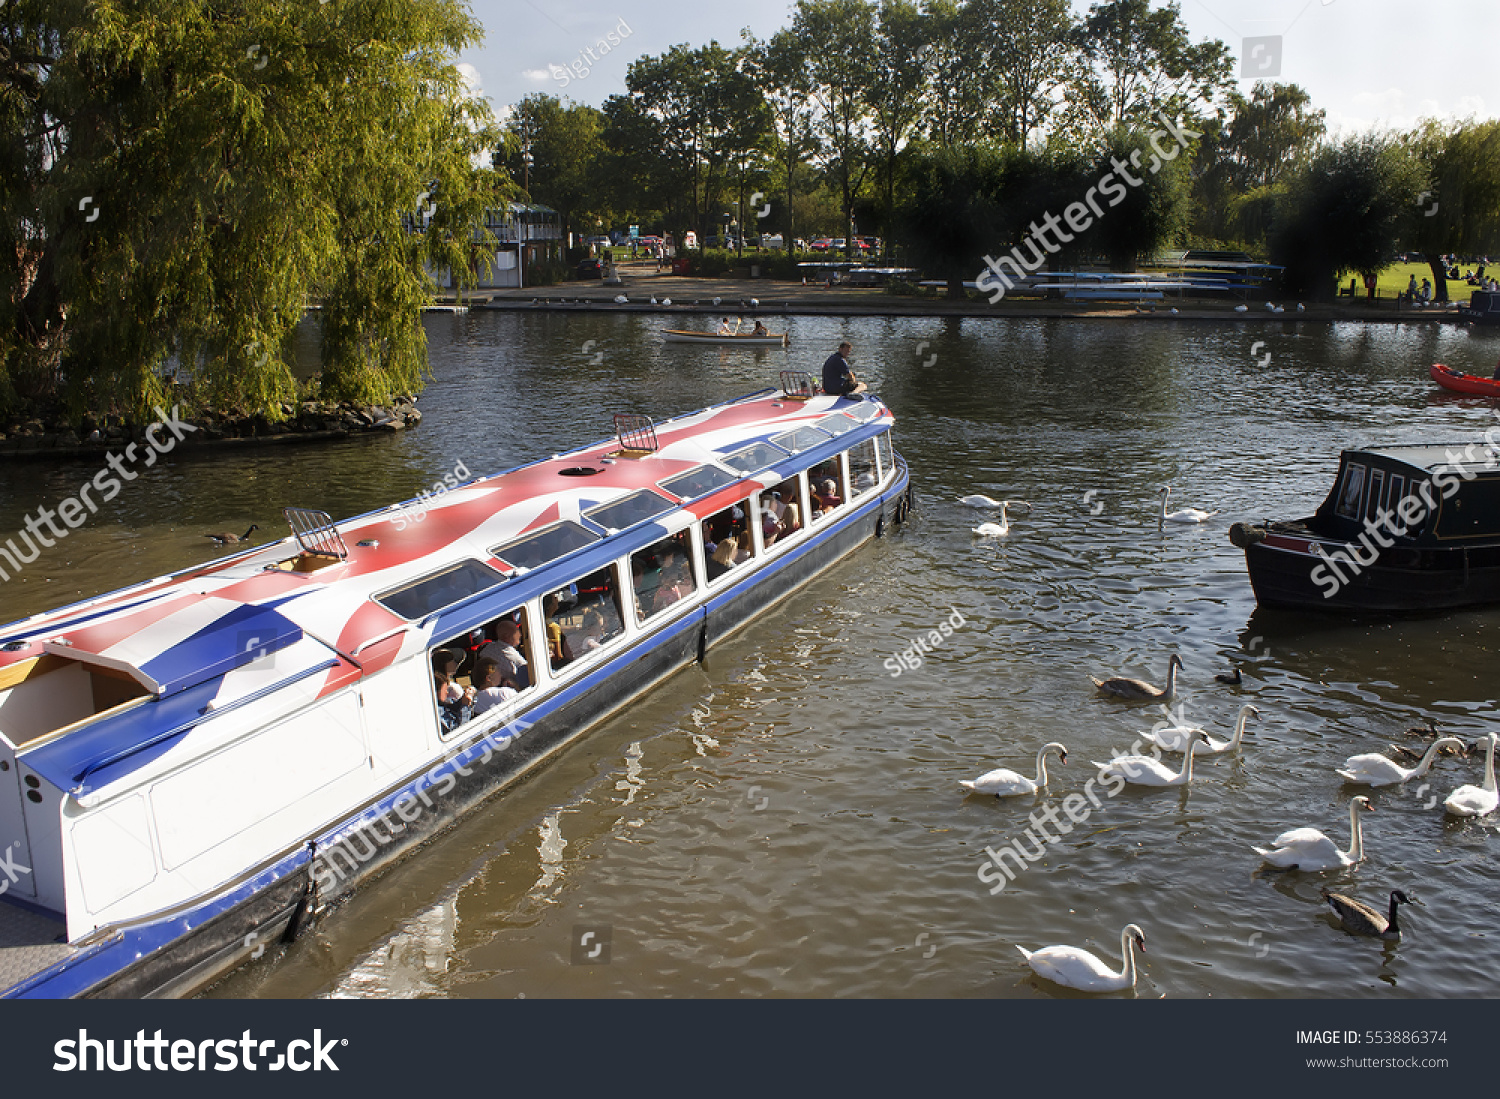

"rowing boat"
[662,330,789,347]
[1431,362,1500,397]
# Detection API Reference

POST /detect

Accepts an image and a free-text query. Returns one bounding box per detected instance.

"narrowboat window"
[631,531,698,622]
[1335,463,1366,519]
[659,464,738,500]
[583,489,675,533]
[492,521,598,571]
[376,559,506,621]
[721,441,789,474]
[809,459,847,522]
[431,609,535,738]
[1364,469,1385,524]
[769,425,829,454]
[704,497,757,582]
[844,400,880,423]
[545,565,626,668]
[815,413,859,437]
[1387,474,1405,513]
[847,439,879,498]
[760,476,805,549]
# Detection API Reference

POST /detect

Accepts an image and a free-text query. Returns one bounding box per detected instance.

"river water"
[5,310,1497,999]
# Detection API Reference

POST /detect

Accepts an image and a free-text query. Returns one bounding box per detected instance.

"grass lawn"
[1373,260,1494,300]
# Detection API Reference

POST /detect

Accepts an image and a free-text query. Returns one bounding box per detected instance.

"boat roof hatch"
[610,413,659,459]
[285,507,350,561]
[780,371,816,400]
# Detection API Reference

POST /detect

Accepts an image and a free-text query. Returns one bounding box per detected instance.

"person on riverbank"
[821,341,866,397]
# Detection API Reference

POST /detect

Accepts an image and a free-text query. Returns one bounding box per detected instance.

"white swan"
[1142,704,1258,755]
[1253,795,1373,870]
[960,742,1067,797]
[1158,486,1219,526]
[1336,737,1467,787]
[1017,923,1146,993]
[959,494,1003,508]
[971,500,1030,538]
[1092,730,1207,786]
[1444,733,1498,818]
[1091,654,1182,702]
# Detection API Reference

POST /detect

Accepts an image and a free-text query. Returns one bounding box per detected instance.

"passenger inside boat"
[478,618,531,689]
[543,593,574,668]
[703,499,758,563]
[432,650,476,731]
[471,658,519,715]
[631,533,698,619]
[810,465,845,518]
[550,566,626,659]
[707,536,739,581]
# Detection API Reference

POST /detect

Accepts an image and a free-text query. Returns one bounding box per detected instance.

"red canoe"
[1431,362,1500,396]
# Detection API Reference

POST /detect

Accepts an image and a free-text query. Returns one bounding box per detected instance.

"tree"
[1271,135,1425,300]
[866,0,931,235]
[1066,0,1232,140]
[743,29,819,248]
[896,144,1007,297]
[499,95,609,245]
[1407,119,1500,301]
[0,0,505,420]
[918,0,989,146]
[971,0,1076,147]
[1080,129,1191,270]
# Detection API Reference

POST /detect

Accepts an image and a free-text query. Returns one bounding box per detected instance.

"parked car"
[809,238,834,251]
[761,234,785,249]
[576,258,604,279]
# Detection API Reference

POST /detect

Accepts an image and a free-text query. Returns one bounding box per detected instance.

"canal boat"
[1430,362,1500,397]
[1229,441,1500,612]
[0,374,911,998]
[1457,288,1500,326]
[661,329,789,347]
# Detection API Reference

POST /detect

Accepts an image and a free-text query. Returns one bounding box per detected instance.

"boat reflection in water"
[0,371,911,998]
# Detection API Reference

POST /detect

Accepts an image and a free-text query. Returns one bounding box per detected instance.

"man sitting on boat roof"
[822,341,867,397]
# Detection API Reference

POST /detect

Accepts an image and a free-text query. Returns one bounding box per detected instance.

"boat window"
[431,609,536,738]
[704,497,757,584]
[758,477,805,550]
[847,439,879,498]
[844,400,880,423]
[583,489,675,533]
[492,521,598,571]
[873,431,891,478]
[659,464,738,500]
[1387,474,1405,515]
[545,565,627,668]
[1364,469,1385,524]
[808,458,847,523]
[720,441,789,474]
[1335,463,1366,520]
[769,425,830,454]
[376,559,507,621]
[630,532,698,623]
[815,413,859,437]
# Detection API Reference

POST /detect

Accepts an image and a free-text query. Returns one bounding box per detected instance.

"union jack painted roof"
[4,388,895,797]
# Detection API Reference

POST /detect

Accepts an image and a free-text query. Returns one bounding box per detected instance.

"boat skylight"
[768,425,830,454]
[843,400,880,423]
[659,464,738,500]
[815,413,859,437]
[583,489,675,533]
[375,559,507,621]
[492,521,600,571]
[720,441,789,473]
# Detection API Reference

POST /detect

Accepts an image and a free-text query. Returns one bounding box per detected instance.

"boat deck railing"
[284,507,350,560]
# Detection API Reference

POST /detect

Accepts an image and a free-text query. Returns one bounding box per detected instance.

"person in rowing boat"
[821,341,866,397]
[752,320,769,337]
[718,317,737,336]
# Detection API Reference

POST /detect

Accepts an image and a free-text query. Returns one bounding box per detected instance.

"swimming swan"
[960,742,1067,797]
[1091,654,1182,701]
[1443,733,1498,818]
[1336,737,1467,787]
[1253,795,1373,870]
[1141,704,1258,755]
[1158,486,1219,527]
[971,501,1031,537]
[1017,923,1146,993]
[1092,730,1208,786]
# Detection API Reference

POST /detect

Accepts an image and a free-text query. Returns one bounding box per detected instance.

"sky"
[459,0,1498,136]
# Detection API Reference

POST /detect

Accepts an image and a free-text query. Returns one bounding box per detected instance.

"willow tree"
[0,0,506,421]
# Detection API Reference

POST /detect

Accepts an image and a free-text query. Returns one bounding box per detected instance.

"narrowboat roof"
[0,387,895,797]
[1349,442,1500,477]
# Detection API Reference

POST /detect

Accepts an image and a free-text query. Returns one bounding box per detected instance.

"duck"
[1141,704,1258,755]
[1158,486,1219,526]
[205,524,259,545]
[960,742,1067,797]
[1091,654,1182,702]
[1322,888,1412,941]
[1264,301,1276,311]
[1234,304,1249,313]
[1215,665,1243,685]
[1253,795,1373,870]
[1092,730,1208,786]
[1336,737,1467,787]
[1017,923,1146,993]
[971,500,1030,538]
[1443,732,1498,817]
[649,296,658,305]
[661,298,672,306]
[613,294,629,304]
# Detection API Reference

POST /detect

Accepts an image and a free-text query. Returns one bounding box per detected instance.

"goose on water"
[205,524,259,545]
[960,742,1067,797]
[1017,923,1146,993]
[971,500,1031,538]
[1093,730,1208,786]
[1091,654,1182,702]
[1158,486,1219,526]
[1322,888,1412,941]
[1253,795,1373,871]
[1141,704,1258,755]
[1215,665,1243,685]
[1444,732,1498,818]
[1336,737,1467,787]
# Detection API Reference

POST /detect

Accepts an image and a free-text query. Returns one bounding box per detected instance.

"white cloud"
[520,68,553,82]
